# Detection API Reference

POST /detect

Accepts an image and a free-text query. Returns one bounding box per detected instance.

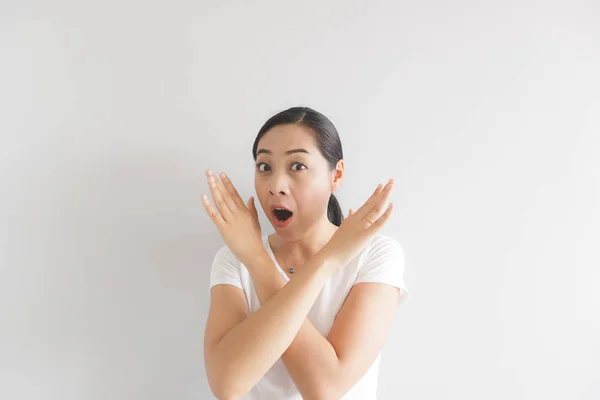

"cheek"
[254,177,268,211]
[254,176,260,192]
[294,183,332,214]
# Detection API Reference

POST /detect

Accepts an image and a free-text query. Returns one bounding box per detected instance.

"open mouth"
[273,208,293,222]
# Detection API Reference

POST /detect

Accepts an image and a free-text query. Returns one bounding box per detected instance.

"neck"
[270,218,338,263]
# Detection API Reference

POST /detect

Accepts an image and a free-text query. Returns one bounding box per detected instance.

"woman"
[202,107,409,399]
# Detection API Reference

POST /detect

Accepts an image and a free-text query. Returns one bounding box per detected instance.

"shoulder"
[209,244,244,290]
[355,233,407,295]
[212,244,239,265]
[209,237,272,293]
[211,235,270,271]
[360,234,404,265]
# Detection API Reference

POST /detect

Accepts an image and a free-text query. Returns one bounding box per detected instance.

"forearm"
[210,248,339,398]
[249,259,344,399]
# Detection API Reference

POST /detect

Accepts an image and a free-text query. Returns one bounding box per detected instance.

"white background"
[1,1,599,399]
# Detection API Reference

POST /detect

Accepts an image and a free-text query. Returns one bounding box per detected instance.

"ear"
[331,159,345,192]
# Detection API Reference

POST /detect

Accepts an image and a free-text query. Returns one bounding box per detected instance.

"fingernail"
[220,172,226,179]
[206,169,213,176]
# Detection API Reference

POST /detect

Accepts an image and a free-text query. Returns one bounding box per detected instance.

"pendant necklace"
[275,236,295,275]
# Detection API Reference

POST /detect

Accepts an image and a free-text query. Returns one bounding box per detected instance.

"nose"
[270,188,286,195]
[268,173,289,196]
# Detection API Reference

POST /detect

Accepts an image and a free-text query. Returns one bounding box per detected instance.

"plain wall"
[1,1,599,399]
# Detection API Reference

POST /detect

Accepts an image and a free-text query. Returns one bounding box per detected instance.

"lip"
[270,204,294,228]
[272,212,294,228]
[269,204,293,214]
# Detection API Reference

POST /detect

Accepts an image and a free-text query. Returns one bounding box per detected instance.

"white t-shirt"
[208,233,410,400]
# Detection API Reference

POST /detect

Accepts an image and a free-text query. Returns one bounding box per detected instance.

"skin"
[201,123,401,399]
[253,123,345,275]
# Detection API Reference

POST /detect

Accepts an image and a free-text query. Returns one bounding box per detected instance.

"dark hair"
[252,106,345,226]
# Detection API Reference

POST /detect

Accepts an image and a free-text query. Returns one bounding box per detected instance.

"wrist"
[314,246,342,275]
[242,248,283,287]
[239,247,271,270]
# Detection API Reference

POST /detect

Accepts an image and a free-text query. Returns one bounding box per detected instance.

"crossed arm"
[203,247,401,400]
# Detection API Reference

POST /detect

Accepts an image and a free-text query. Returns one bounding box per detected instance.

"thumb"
[247,196,258,219]
[348,208,354,217]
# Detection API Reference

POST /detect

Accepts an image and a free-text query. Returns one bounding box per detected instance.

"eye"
[256,162,270,172]
[291,162,307,171]
[255,161,307,173]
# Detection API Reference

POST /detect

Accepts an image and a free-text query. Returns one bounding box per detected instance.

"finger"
[355,180,392,219]
[206,170,233,219]
[202,193,225,227]
[364,180,394,223]
[366,179,394,221]
[366,203,394,233]
[213,172,239,212]
[219,172,246,209]
[373,183,383,195]
[348,208,354,217]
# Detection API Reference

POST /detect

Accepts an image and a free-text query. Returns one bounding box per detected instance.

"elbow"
[315,377,351,400]
[215,394,242,400]
[210,382,243,400]
[211,389,235,400]
[206,356,246,399]
[300,380,344,400]
[207,370,248,400]
[316,387,344,400]
[212,394,240,400]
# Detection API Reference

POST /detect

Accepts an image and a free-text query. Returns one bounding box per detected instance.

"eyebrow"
[256,148,310,156]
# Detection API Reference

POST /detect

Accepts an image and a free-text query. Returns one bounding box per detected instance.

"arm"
[248,255,401,399]
[247,256,340,398]
[202,171,401,399]
[204,247,340,399]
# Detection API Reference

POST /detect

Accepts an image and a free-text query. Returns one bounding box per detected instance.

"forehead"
[257,124,317,154]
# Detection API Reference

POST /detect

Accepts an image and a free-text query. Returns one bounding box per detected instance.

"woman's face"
[254,124,341,237]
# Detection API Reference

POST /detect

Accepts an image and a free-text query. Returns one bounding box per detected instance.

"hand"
[321,179,395,271]
[201,169,263,266]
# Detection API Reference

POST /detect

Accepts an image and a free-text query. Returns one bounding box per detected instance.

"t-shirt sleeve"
[209,245,243,291]
[355,235,410,306]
